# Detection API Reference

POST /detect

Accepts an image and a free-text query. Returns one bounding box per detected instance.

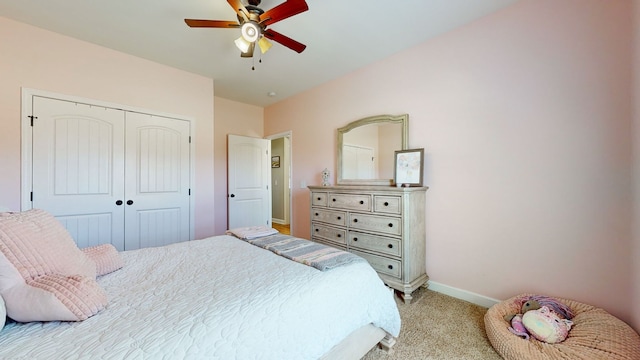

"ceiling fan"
[185,0,308,58]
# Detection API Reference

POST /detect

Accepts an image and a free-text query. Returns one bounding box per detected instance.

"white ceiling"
[0,0,519,107]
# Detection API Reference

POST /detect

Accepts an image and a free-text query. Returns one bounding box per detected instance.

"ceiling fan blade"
[227,0,249,16]
[184,19,239,28]
[261,0,309,26]
[264,29,306,53]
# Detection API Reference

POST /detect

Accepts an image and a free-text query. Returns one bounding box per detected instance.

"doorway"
[267,131,292,235]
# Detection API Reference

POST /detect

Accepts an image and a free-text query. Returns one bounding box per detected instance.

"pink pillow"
[0,209,107,322]
[82,244,124,276]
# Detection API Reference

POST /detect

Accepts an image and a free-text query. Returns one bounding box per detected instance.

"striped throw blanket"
[240,234,366,271]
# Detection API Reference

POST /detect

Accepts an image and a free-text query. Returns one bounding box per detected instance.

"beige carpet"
[363,288,503,360]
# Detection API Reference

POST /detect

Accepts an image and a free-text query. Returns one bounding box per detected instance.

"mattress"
[0,235,401,359]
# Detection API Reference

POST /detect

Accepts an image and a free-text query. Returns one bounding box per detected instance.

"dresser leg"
[401,291,413,304]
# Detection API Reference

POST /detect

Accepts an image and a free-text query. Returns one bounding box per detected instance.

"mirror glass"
[337,114,408,186]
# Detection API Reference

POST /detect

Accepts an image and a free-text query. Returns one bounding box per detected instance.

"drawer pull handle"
[353,219,358,223]
[359,200,364,205]
[384,202,389,206]
[315,213,319,216]
[337,234,342,238]
[388,223,393,227]
[337,216,342,220]
[317,197,321,201]
[332,198,336,202]
[315,229,319,232]
[353,237,358,242]
[387,265,393,270]
[388,244,393,248]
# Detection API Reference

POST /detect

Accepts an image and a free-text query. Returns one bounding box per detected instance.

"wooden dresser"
[308,185,428,303]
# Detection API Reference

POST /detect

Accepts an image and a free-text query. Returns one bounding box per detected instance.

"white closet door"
[32,96,126,250]
[123,112,191,250]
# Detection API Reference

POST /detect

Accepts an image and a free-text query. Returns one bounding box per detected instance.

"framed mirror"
[337,114,408,186]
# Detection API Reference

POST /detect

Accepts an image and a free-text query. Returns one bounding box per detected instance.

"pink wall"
[213,96,264,234]
[265,0,637,327]
[0,17,216,239]
[633,0,640,332]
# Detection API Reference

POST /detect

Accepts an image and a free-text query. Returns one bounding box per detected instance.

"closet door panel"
[32,96,126,250]
[124,112,191,250]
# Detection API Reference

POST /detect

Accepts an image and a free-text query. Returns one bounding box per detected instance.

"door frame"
[20,87,196,240]
[265,131,293,235]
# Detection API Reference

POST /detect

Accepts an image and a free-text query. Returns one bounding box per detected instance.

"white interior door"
[343,144,375,179]
[123,112,191,250]
[32,96,126,250]
[227,134,271,229]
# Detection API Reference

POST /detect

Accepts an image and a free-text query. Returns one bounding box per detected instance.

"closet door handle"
[126,200,134,205]
[115,200,123,206]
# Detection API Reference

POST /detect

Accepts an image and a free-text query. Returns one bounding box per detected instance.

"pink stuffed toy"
[505,295,574,343]
[522,306,574,343]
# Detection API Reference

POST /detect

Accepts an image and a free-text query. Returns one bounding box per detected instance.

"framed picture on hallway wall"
[271,156,280,168]
[394,148,424,187]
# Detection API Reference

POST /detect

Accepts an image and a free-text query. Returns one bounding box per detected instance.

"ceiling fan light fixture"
[240,21,260,42]
[257,37,272,54]
[234,36,251,53]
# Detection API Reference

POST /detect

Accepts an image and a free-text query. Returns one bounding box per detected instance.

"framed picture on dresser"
[394,148,424,187]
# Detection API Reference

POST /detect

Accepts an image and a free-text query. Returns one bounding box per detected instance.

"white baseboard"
[427,281,500,309]
[272,218,286,225]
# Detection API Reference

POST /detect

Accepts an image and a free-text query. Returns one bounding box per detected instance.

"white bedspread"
[0,235,400,359]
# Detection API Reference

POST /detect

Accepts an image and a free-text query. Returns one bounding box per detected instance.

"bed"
[0,211,400,359]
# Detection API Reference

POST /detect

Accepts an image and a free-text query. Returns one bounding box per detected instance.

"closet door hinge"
[188,189,191,196]
[30,192,33,202]
[28,115,37,126]
[189,136,191,143]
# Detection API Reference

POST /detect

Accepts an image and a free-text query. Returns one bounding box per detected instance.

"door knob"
[115,200,123,206]
[126,200,134,205]
[230,194,236,198]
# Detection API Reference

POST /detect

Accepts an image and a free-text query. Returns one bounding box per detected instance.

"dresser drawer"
[349,213,402,236]
[374,195,401,215]
[311,208,347,227]
[311,223,347,245]
[350,249,402,279]
[311,192,328,207]
[327,193,371,212]
[348,231,401,257]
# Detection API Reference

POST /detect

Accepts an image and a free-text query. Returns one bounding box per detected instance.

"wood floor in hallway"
[272,223,290,235]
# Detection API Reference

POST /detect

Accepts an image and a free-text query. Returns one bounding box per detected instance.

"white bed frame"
[321,324,396,359]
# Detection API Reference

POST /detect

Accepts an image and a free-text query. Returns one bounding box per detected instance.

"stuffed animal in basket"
[504,295,574,343]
